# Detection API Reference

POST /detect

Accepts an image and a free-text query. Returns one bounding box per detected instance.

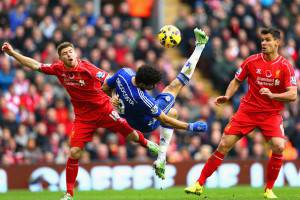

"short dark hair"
[57,42,74,56]
[260,27,281,39]
[135,64,162,86]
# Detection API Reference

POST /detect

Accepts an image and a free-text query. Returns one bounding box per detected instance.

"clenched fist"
[1,42,14,56]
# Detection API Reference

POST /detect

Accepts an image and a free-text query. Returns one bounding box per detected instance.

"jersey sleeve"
[84,61,109,86]
[95,69,109,85]
[283,61,297,88]
[106,70,122,88]
[139,91,162,117]
[39,63,57,75]
[235,59,249,81]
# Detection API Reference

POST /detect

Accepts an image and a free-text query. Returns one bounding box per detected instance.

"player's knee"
[126,131,138,141]
[272,143,285,154]
[217,140,231,154]
[70,147,82,159]
[167,108,178,119]
[162,80,181,96]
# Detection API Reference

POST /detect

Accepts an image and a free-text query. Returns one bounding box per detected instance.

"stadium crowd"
[0,0,299,166]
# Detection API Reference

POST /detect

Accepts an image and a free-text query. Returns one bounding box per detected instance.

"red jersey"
[235,53,296,113]
[40,59,110,122]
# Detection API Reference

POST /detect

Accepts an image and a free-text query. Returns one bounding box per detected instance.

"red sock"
[136,131,148,147]
[197,151,225,185]
[66,158,79,196]
[265,153,283,190]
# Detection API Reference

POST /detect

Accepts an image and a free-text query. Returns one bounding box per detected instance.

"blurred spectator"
[8,3,29,32]
[0,56,15,92]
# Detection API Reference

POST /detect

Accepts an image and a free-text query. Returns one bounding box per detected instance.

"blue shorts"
[151,93,175,130]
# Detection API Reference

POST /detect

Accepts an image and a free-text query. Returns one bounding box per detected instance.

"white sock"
[180,44,205,80]
[157,127,174,161]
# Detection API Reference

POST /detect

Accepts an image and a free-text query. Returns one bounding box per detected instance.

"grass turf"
[0,186,299,200]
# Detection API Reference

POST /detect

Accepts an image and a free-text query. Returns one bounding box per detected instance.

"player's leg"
[185,134,242,195]
[185,110,256,196]
[152,93,176,179]
[104,110,160,156]
[153,108,177,179]
[61,123,94,200]
[162,28,209,98]
[263,137,285,199]
[260,116,285,199]
[126,130,160,156]
[63,147,82,200]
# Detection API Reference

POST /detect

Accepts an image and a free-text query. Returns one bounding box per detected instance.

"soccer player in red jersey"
[185,27,297,199]
[2,42,160,200]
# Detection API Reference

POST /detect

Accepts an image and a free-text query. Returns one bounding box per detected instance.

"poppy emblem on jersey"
[151,105,159,114]
[256,69,262,74]
[274,79,280,86]
[96,71,105,79]
[265,70,272,78]
[68,73,75,79]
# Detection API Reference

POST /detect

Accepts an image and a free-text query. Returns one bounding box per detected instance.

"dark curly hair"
[261,27,281,39]
[135,64,162,86]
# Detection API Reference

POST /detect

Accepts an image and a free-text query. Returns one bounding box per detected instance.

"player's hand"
[188,121,208,132]
[214,95,229,106]
[259,88,273,99]
[110,95,120,108]
[1,42,14,56]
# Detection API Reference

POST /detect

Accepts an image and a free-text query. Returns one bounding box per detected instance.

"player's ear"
[276,38,281,46]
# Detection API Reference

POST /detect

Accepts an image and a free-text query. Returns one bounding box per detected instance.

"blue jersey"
[106,68,162,132]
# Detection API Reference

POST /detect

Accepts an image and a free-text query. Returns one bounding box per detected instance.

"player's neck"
[132,77,137,87]
[263,52,279,61]
[65,60,79,69]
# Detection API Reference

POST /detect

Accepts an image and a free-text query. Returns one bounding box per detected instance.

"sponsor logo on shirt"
[116,78,134,105]
[62,73,86,87]
[256,77,275,86]
[151,105,159,114]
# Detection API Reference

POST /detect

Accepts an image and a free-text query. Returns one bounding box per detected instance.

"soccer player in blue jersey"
[102,28,209,179]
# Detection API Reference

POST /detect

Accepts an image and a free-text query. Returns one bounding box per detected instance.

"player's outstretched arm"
[1,42,41,71]
[156,112,207,132]
[215,78,241,105]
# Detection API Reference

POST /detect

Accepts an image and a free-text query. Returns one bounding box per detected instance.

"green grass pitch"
[0,186,299,200]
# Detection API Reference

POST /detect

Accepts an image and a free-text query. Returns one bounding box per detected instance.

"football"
[158,25,181,48]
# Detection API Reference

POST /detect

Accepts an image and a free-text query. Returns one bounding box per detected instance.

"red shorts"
[224,108,285,140]
[70,110,134,148]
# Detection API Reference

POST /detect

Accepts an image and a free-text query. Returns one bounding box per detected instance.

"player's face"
[59,47,77,67]
[260,33,279,54]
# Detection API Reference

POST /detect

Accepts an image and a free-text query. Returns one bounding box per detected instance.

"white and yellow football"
[158,25,181,48]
